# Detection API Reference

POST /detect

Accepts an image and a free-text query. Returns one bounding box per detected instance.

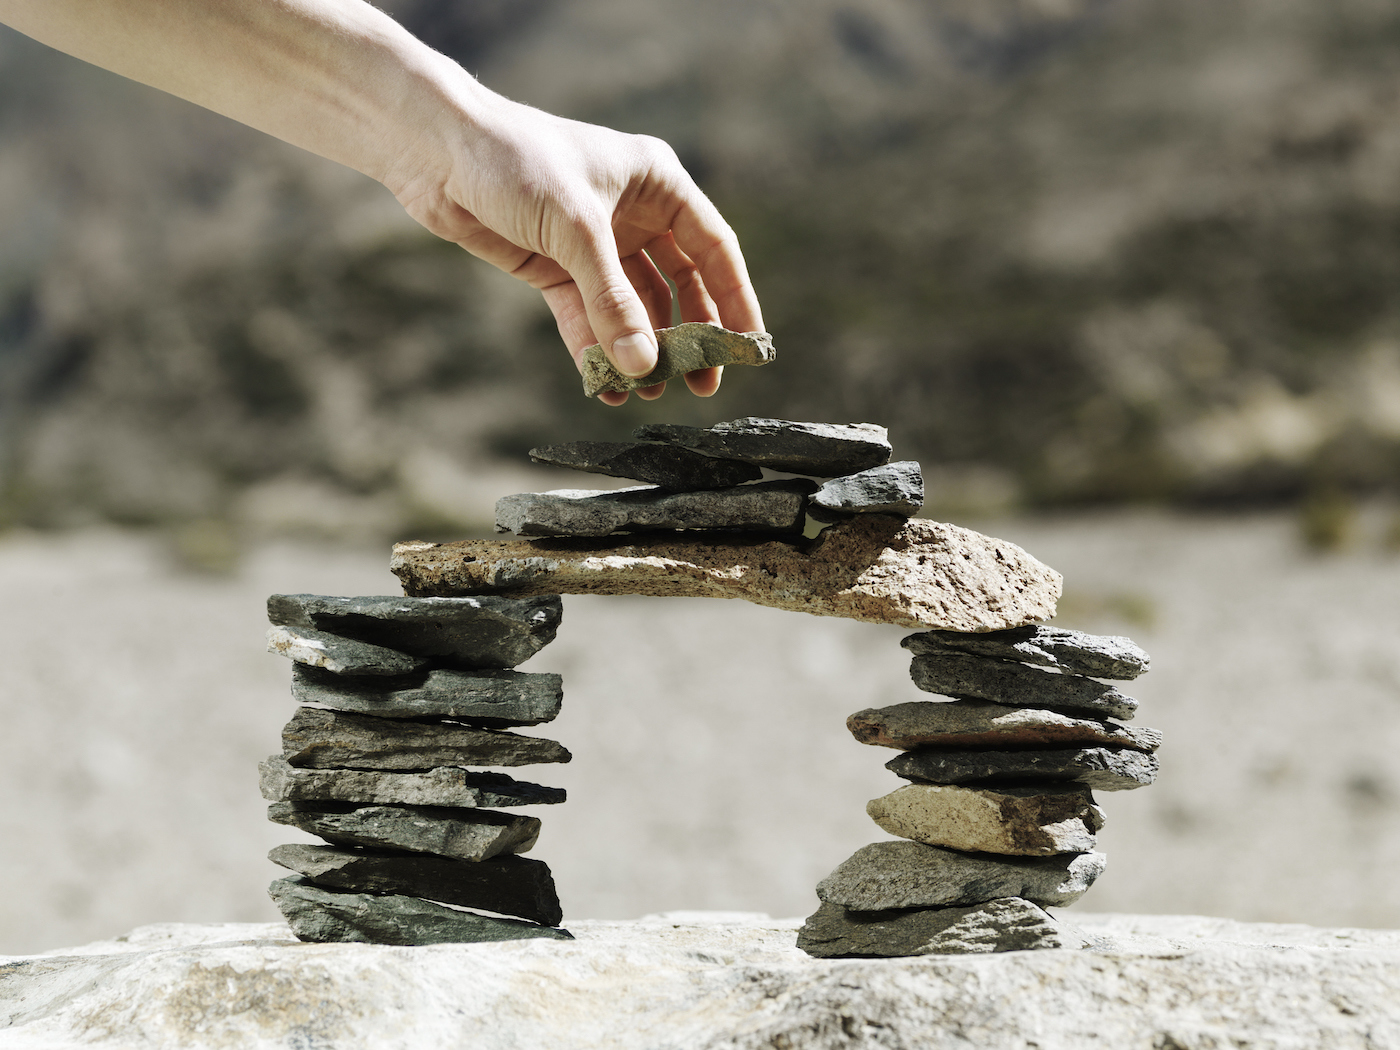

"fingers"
[646,232,719,324]
[670,198,764,335]
[555,219,659,379]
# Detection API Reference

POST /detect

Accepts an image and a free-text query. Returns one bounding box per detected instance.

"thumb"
[562,228,658,379]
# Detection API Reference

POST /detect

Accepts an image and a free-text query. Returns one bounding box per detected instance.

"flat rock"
[267,593,562,670]
[580,324,775,397]
[393,515,1061,632]
[816,841,1106,910]
[291,664,562,726]
[847,700,1160,752]
[809,461,924,519]
[266,624,426,676]
[282,707,571,770]
[904,624,1150,680]
[268,876,571,945]
[887,745,1158,791]
[529,441,764,491]
[866,783,1104,856]
[494,480,814,538]
[797,897,1077,958]
[259,755,565,807]
[633,418,891,476]
[911,651,1137,720]
[269,844,563,926]
[267,802,539,861]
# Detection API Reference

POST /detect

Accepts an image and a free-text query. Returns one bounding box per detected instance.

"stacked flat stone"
[797,624,1158,958]
[261,593,574,946]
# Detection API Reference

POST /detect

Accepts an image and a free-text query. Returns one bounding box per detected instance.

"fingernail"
[611,332,657,378]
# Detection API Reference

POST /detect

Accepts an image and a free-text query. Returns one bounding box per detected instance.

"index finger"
[670,199,764,335]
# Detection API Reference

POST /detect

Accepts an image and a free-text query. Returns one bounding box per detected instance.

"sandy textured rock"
[911,651,1137,719]
[904,624,1150,680]
[282,707,571,770]
[888,745,1158,791]
[809,461,924,519]
[266,624,426,676]
[259,755,565,807]
[393,516,1061,632]
[817,841,1106,910]
[580,324,775,397]
[866,783,1104,856]
[529,441,764,491]
[797,897,1077,958]
[494,480,814,538]
[268,802,540,861]
[291,664,562,726]
[634,418,891,476]
[847,699,1160,752]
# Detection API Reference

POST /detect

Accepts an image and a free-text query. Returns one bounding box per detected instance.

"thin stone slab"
[269,875,572,946]
[887,746,1158,791]
[847,700,1160,753]
[268,802,539,861]
[494,480,814,538]
[866,783,1104,856]
[797,897,1080,958]
[282,707,571,770]
[580,324,775,398]
[393,516,1061,632]
[911,652,1137,720]
[270,844,563,926]
[266,594,562,670]
[810,461,924,519]
[259,755,565,807]
[267,625,426,677]
[904,624,1150,680]
[816,841,1106,910]
[633,418,891,476]
[529,441,763,491]
[291,664,562,726]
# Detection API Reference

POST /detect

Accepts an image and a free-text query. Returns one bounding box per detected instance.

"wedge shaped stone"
[268,801,539,861]
[269,875,571,945]
[581,324,775,397]
[267,625,426,677]
[797,897,1080,958]
[847,700,1160,753]
[282,707,571,770]
[291,664,562,726]
[887,746,1158,791]
[259,755,565,807]
[529,441,763,491]
[904,624,1150,680]
[266,594,562,670]
[911,652,1137,720]
[810,461,924,519]
[867,783,1104,856]
[393,515,1061,632]
[633,418,891,476]
[816,840,1106,910]
[270,844,562,926]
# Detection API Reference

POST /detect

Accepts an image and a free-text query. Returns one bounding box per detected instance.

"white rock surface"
[3,913,1399,1049]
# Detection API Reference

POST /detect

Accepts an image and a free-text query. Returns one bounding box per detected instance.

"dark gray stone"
[887,746,1158,791]
[809,461,924,519]
[847,700,1160,753]
[494,479,814,538]
[911,652,1138,720]
[291,664,562,726]
[269,875,572,945]
[267,625,426,677]
[282,707,571,770]
[259,755,565,808]
[266,594,562,670]
[269,844,563,926]
[529,441,762,491]
[816,840,1106,910]
[580,323,775,397]
[797,897,1081,958]
[268,802,539,861]
[632,418,892,476]
[904,624,1150,680]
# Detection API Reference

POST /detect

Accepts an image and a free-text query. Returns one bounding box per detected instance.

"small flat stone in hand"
[903,624,1150,680]
[633,418,892,476]
[580,323,775,397]
[528,441,762,491]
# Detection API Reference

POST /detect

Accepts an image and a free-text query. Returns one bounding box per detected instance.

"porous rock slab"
[797,897,1076,957]
[392,515,1062,632]
[866,783,1104,856]
[292,664,562,725]
[810,460,924,518]
[911,651,1138,720]
[530,441,764,491]
[267,624,426,676]
[888,745,1158,791]
[267,801,539,861]
[634,417,891,476]
[580,324,775,397]
[904,623,1151,680]
[9,914,1399,1050]
[848,699,1160,753]
[259,755,565,807]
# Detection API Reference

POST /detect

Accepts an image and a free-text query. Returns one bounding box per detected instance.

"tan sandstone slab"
[580,324,775,397]
[391,515,1062,631]
[866,783,1105,856]
[847,700,1161,753]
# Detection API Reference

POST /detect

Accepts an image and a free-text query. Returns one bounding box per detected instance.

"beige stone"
[848,700,1161,752]
[866,783,1105,856]
[391,515,1061,631]
[580,323,775,397]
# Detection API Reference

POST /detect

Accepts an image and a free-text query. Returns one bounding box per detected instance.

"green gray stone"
[911,651,1138,720]
[291,664,562,726]
[904,625,1150,680]
[810,461,924,519]
[846,700,1160,753]
[797,897,1080,958]
[580,323,775,397]
[887,745,1158,791]
[633,418,891,476]
[259,755,565,808]
[529,441,763,491]
[267,625,426,677]
[268,801,539,861]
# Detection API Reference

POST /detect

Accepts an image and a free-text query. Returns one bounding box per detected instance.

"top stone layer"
[529,442,763,491]
[904,624,1150,680]
[581,324,775,397]
[633,418,892,476]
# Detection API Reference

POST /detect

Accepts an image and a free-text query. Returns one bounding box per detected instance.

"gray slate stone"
[529,441,763,491]
[282,707,571,770]
[269,844,562,926]
[911,651,1138,720]
[259,755,565,807]
[494,480,814,538]
[810,461,924,519]
[904,624,1150,680]
[633,418,892,476]
[291,664,562,726]
[816,840,1107,910]
[580,323,775,398]
[268,875,572,945]
[268,802,539,861]
[847,700,1160,753]
[267,625,426,677]
[797,897,1081,958]
[267,594,562,670]
[887,746,1159,791]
